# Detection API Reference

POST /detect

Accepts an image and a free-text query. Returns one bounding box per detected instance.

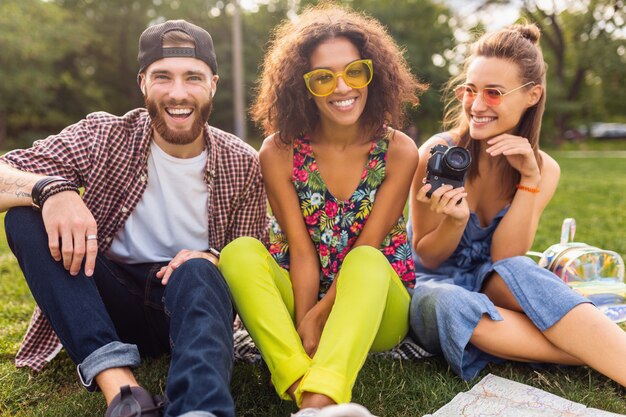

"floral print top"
[269,128,415,297]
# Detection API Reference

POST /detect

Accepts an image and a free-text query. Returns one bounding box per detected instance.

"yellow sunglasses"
[303,59,373,97]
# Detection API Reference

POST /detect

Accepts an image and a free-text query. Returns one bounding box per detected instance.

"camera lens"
[444,147,471,171]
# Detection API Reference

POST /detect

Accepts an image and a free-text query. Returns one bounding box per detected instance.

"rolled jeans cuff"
[77,341,141,392]
[178,412,217,417]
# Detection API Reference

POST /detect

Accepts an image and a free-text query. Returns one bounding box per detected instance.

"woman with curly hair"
[408,23,626,387]
[219,4,425,416]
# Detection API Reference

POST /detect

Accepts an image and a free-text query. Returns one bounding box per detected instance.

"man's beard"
[146,96,212,145]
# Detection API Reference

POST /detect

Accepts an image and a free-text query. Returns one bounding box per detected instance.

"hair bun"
[514,24,541,44]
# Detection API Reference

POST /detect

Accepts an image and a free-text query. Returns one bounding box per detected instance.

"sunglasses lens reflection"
[305,60,373,97]
[344,61,371,89]
[308,71,335,96]
[483,89,502,105]
[455,85,502,106]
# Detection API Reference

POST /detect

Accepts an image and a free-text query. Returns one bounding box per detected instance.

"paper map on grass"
[424,374,625,417]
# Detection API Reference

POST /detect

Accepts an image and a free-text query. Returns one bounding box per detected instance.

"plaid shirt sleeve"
[15,307,62,371]
[0,118,96,184]
[227,153,270,245]
[208,127,269,249]
[3,118,98,371]
[4,111,147,372]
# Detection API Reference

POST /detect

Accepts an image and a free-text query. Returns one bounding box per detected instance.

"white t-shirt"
[108,141,209,263]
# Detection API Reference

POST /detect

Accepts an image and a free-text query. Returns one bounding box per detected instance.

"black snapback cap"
[137,20,218,76]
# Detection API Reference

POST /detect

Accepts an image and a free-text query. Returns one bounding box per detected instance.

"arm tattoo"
[1,177,31,188]
[0,177,32,200]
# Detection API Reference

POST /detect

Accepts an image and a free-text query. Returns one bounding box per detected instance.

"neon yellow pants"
[219,236,410,405]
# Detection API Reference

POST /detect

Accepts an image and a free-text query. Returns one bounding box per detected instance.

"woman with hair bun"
[220,4,426,416]
[407,23,626,386]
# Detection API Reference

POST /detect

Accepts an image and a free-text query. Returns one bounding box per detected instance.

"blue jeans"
[5,207,235,417]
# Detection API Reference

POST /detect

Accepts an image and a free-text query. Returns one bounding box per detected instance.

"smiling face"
[141,54,218,155]
[463,56,541,141]
[308,37,368,130]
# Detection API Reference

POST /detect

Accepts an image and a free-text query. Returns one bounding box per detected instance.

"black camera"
[425,144,471,197]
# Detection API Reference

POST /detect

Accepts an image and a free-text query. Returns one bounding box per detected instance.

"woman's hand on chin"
[485,133,540,182]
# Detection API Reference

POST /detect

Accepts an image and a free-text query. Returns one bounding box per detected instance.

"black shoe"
[105,385,164,417]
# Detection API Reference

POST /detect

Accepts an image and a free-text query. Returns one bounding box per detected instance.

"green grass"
[535,155,626,258]
[548,138,626,152]
[1,153,625,416]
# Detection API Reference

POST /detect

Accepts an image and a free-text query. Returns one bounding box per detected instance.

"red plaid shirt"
[1,108,269,371]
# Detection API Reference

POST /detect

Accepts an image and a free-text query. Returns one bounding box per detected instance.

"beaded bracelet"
[516,184,540,194]
[31,176,66,208]
[32,179,80,210]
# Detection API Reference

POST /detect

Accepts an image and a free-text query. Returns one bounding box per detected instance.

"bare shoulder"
[536,150,561,204]
[539,150,561,179]
[259,133,280,156]
[259,133,292,177]
[388,128,417,149]
[418,132,455,159]
[259,134,290,163]
[387,129,418,164]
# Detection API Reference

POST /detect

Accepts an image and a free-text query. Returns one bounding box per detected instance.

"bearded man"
[0,20,268,417]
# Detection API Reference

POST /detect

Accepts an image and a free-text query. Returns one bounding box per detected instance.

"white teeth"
[473,116,494,123]
[333,98,355,107]
[167,108,192,115]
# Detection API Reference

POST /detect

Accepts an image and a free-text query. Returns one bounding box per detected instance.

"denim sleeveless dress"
[406,136,589,381]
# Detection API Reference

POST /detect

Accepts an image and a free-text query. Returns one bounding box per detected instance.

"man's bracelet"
[31,176,65,206]
[31,176,80,210]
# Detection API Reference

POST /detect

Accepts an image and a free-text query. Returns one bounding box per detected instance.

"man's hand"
[156,249,218,285]
[41,191,98,277]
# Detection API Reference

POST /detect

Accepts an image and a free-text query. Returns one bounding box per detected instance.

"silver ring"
[86,234,98,241]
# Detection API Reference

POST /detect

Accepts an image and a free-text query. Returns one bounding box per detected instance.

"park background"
[0,0,625,415]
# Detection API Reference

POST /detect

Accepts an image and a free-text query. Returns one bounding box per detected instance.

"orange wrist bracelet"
[516,184,540,194]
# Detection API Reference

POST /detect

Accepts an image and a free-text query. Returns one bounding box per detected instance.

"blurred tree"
[0,0,92,148]
[0,0,457,148]
[353,0,457,141]
[52,0,160,115]
[521,0,626,142]
[451,0,625,144]
[0,0,287,146]
[6,0,622,149]
[205,0,293,140]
